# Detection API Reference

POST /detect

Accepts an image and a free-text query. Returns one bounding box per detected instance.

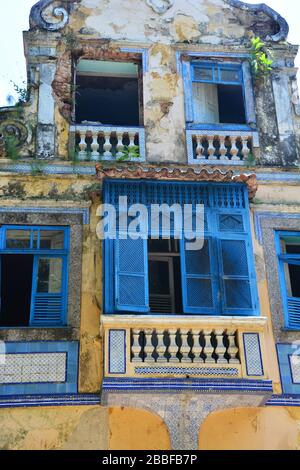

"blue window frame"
[0,226,69,327]
[104,180,259,317]
[182,60,256,131]
[275,231,300,330]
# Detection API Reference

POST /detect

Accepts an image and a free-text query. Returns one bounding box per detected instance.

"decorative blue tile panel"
[266,394,300,407]
[277,344,300,395]
[0,342,79,396]
[108,330,126,375]
[0,393,100,409]
[102,377,273,393]
[243,333,264,377]
[135,367,239,376]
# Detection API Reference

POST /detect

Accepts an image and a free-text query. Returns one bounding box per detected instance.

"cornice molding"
[225,1,289,42]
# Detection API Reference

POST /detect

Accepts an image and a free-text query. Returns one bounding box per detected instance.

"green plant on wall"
[4,135,20,161]
[11,81,31,107]
[250,37,273,83]
[116,145,140,162]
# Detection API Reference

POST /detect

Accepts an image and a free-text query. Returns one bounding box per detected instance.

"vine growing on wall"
[250,37,273,83]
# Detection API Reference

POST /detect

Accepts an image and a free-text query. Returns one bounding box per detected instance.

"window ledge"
[101,314,268,330]
[0,327,79,341]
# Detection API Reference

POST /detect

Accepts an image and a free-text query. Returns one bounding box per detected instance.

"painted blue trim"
[0,394,100,408]
[243,333,264,377]
[186,123,254,131]
[191,62,243,85]
[275,231,300,330]
[277,344,300,395]
[119,47,149,73]
[266,394,300,407]
[102,377,273,393]
[0,341,79,396]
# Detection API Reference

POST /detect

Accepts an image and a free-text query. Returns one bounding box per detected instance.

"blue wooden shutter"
[219,238,255,315]
[30,256,67,326]
[114,237,149,313]
[279,259,300,329]
[180,238,218,314]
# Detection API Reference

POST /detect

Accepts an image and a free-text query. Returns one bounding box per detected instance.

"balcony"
[102,315,269,380]
[186,130,259,165]
[70,124,146,162]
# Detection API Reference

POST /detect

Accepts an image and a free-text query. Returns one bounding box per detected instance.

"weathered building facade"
[1,0,300,450]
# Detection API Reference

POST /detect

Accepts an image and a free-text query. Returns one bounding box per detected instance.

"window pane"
[37,258,62,293]
[220,68,241,83]
[6,230,31,249]
[39,231,65,250]
[284,263,300,298]
[149,260,170,295]
[193,67,213,81]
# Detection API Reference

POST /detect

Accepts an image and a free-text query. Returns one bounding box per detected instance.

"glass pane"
[284,263,300,298]
[193,67,213,81]
[39,230,65,250]
[6,230,31,249]
[148,260,170,295]
[37,258,62,293]
[220,68,241,83]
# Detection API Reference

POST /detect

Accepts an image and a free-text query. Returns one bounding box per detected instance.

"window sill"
[0,327,79,341]
[102,314,268,329]
[186,123,256,132]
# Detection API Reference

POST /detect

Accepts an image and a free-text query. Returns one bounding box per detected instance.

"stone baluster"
[227,330,240,364]
[90,131,100,161]
[230,137,241,161]
[128,132,137,158]
[168,329,179,363]
[180,329,192,363]
[203,330,215,363]
[207,136,217,160]
[192,330,204,363]
[143,329,155,363]
[78,131,87,161]
[214,329,227,364]
[116,132,125,159]
[156,330,167,363]
[219,136,228,161]
[241,137,250,161]
[131,329,142,363]
[103,131,113,158]
[195,136,205,160]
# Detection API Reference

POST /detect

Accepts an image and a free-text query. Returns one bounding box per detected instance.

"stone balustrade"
[70,125,145,162]
[131,328,240,364]
[102,316,268,379]
[186,130,260,165]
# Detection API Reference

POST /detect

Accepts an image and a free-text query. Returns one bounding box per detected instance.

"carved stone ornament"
[225,0,289,42]
[30,0,74,31]
[146,0,174,14]
[0,120,28,148]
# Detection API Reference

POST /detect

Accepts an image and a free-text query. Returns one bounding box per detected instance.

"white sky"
[0,0,299,106]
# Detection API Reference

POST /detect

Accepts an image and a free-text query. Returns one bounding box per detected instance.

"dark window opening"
[0,255,33,327]
[148,239,182,314]
[286,263,300,298]
[75,75,140,126]
[218,85,246,124]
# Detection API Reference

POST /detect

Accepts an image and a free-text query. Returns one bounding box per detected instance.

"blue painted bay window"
[276,231,300,330]
[104,180,259,316]
[182,60,256,130]
[0,226,69,327]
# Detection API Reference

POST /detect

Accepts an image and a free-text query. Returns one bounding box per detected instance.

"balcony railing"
[70,124,145,162]
[186,130,259,165]
[102,316,269,379]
